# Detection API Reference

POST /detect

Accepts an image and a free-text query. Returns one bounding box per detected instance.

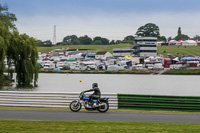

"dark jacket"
[84,87,101,97]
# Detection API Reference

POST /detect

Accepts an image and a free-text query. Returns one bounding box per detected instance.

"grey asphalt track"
[1,109,200,124]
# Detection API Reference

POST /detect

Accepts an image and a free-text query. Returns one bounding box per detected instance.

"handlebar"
[79,92,85,98]
[80,92,84,96]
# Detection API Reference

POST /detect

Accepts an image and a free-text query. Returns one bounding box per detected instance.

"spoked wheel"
[97,101,109,113]
[69,101,82,112]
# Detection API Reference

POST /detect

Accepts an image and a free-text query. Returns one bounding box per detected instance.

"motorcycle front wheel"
[97,101,109,113]
[69,101,82,112]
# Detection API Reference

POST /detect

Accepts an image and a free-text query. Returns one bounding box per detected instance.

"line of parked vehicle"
[141,56,200,70]
[38,57,133,71]
[37,51,200,71]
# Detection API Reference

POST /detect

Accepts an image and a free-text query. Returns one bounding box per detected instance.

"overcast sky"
[1,0,200,42]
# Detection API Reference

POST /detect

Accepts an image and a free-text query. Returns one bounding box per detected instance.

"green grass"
[1,106,200,114]
[40,69,155,74]
[164,69,200,75]
[37,45,200,57]
[0,106,71,111]
[37,43,131,53]
[1,106,200,132]
[157,46,200,57]
[1,120,200,133]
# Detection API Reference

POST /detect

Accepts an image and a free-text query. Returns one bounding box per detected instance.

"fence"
[118,94,200,112]
[2,92,200,111]
[0,91,118,109]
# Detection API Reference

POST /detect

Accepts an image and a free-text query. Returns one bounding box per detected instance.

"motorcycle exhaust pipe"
[86,103,105,109]
[95,104,105,109]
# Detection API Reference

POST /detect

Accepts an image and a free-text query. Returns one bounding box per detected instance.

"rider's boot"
[88,100,93,107]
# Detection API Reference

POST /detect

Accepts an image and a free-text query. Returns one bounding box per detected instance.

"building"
[85,53,96,59]
[157,42,168,46]
[198,42,200,46]
[67,51,84,59]
[168,40,182,45]
[95,51,113,60]
[133,37,157,57]
[182,40,197,46]
[113,48,133,58]
[51,49,64,56]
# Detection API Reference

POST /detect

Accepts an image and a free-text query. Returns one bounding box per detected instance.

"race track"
[0,109,200,124]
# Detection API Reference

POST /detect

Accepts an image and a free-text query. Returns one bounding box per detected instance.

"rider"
[82,83,101,106]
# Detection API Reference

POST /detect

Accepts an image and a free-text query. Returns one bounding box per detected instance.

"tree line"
[0,4,38,87]
[38,35,135,47]
[39,23,199,47]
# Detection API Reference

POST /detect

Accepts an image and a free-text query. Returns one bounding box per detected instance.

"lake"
[1,73,200,96]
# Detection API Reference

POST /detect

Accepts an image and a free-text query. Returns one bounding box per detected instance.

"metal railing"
[0,91,118,109]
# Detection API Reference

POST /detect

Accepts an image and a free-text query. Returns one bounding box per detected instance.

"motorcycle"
[69,92,109,113]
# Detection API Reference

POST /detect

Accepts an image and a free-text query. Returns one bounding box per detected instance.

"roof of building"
[67,58,77,61]
[113,48,133,51]
[86,53,96,56]
[96,51,108,55]
[68,51,85,55]
[135,37,157,40]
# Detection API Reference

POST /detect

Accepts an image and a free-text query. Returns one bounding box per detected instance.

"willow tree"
[8,33,38,86]
[0,4,38,86]
[0,4,17,81]
[0,36,5,81]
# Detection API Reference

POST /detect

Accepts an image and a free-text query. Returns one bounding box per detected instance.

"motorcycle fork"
[75,100,80,106]
[97,99,101,105]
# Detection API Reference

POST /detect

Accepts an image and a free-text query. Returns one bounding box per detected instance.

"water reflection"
[0,86,3,90]
[1,73,200,96]
[0,85,36,91]
[0,77,37,91]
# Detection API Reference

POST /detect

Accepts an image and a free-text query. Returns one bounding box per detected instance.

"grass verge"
[164,69,200,75]
[1,106,200,114]
[38,45,200,57]
[40,70,155,74]
[1,120,200,133]
[37,43,131,54]
[158,45,200,57]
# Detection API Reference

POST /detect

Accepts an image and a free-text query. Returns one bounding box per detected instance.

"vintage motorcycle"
[69,92,109,113]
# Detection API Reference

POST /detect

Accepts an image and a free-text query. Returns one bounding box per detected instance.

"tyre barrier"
[118,94,200,112]
[0,91,118,109]
[1,92,200,111]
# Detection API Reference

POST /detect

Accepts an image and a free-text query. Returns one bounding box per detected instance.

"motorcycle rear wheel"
[97,101,109,113]
[69,101,82,112]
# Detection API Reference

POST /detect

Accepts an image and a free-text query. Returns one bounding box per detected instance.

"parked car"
[107,65,119,71]
[179,64,189,69]
[63,65,70,70]
[132,64,144,70]
[58,65,64,70]
[170,64,182,70]
[43,64,54,70]
[154,63,164,70]
[147,64,154,70]
[86,65,97,70]
[97,64,106,70]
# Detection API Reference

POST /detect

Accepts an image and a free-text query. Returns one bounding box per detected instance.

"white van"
[170,64,182,70]
[43,64,54,70]
[154,63,164,70]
